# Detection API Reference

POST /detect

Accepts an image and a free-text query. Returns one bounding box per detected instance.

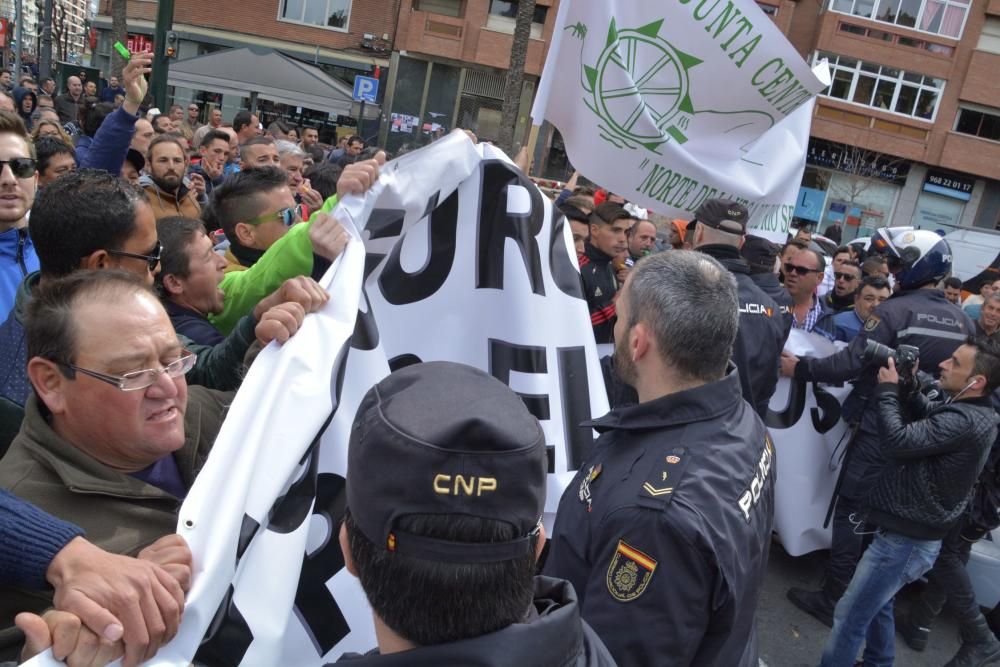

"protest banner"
[530,0,830,241]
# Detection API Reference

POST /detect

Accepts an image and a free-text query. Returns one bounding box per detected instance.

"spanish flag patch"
[606,540,657,602]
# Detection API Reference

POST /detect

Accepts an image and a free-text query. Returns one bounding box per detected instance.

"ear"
[533,523,547,562]
[80,249,115,271]
[737,236,745,250]
[589,222,599,238]
[162,273,184,297]
[233,222,256,247]
[26,357,68,415]
[630,321,651,363]
[339,521,359,577]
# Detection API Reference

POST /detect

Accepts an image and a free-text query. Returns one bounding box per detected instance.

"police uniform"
[579,241,619,345]
[700,244,789,417]
[544,366,775,666]
[336,362,616,667]
[794,287,974,597]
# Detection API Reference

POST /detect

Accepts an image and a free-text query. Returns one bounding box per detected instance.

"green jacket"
[0,387,232,627]
[209,195,339,335]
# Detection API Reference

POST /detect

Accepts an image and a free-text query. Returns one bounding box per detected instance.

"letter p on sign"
[353,75,379,103]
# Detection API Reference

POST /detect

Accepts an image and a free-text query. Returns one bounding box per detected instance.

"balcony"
[406,8,466,60]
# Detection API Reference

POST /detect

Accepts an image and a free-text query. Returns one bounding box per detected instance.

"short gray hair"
[276,139,305,159]
[624,250,739,382]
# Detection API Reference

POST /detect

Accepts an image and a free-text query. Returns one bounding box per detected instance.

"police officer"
[334,362,614,666]
[544,251,776,666]
[691,199,789,417]
[782,228,974,626]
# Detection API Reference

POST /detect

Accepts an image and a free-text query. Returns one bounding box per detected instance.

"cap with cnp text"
[346,361,547,563]
[694,198,749,236]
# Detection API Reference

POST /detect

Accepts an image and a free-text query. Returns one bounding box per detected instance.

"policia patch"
[607,540,657,602]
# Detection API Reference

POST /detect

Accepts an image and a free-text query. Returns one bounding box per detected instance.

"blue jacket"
[78,106,140,175]
[0,227,37,322]
[0,488,82,589]
[99,85,125,103]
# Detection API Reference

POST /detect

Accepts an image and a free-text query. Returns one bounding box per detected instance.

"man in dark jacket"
[545,251,775,665]
[580,202,629,344]
[897,386,1000,665]
[784,229,975,626]
[335,362,614,666]
[691,199,788,417]
[820,336,1000,666]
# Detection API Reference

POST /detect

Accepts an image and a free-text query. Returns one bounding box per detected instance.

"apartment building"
[379,0,556,152]
[780,0,1000,235]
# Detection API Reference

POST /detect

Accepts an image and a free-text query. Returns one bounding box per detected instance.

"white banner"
[531,0,830,241]
[766,330,852,556]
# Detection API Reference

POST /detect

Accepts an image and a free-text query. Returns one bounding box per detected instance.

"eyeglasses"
[0,158,37,178]
[784,263,822,276]
[61,349,196,392]
[834,272,859,282]
[244,204,304,228]
[106,240,162,273]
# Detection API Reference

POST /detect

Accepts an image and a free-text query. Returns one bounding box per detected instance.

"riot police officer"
[782,228,973,626]
[691,199,789,417]
[544,251,775,666]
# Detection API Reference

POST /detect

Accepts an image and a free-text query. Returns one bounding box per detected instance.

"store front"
[794,139,909,242]
[912,169,973,233]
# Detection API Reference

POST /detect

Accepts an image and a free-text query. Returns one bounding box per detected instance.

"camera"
[864,340,920,390]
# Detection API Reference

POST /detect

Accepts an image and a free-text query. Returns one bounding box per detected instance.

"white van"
[943,228,1000,285]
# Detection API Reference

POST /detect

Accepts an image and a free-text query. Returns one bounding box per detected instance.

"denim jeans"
[820,530,942,667]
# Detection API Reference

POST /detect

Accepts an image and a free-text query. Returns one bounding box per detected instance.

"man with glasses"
[823,261,862,313]
[0,110,39,322]
[140,135,203,220]
[0,269,311,629]
[783,247,828,333]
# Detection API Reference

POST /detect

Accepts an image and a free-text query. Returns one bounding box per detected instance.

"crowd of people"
[0,47,997,667]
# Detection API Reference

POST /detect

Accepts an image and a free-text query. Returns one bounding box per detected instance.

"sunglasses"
[784,262,822,276]
[245,204,304,228]
[834,272,859,281]
[106,240,162,273]
[0,158,36,178]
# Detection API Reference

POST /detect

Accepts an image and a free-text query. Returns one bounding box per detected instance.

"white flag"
[532,0,830,241]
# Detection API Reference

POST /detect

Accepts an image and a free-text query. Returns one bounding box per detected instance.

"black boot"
[945,615,1000,667]
[896,598,937,652]
[787,587,837,628]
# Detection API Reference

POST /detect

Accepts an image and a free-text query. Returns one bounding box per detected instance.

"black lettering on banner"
[378,191,459,305]
[811,383,843,433]
[558,346,596,469]
[488,339,550,421]
[293,472,350,656]
[766,378,845,432]
[353,208,405,351]
[477,161,546,296]
[194,585,254,667]
[549,212,586,300]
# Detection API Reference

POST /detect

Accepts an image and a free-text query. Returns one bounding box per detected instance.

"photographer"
[783,229,975,625]
[820,337,1000,666]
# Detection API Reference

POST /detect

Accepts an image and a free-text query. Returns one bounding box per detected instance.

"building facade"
[379,0,556,153]
[781,0,1000,236]
[91,0,394,141]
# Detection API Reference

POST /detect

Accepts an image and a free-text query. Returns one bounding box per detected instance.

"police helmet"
[870,227,952,290]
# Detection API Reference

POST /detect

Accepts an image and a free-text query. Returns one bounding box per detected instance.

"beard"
[613,332,638,389]
[152,173,183,192]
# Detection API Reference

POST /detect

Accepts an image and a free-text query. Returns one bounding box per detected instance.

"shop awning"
[166,46,360,115]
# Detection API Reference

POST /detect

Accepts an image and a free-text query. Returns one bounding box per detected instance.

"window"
[955,107,1000,142]
[414,0,463,17]
[815,51,944,121]
[828,0,969,38]
[485,0,549,38]
[837,21,955,53]
[280,0,351,31]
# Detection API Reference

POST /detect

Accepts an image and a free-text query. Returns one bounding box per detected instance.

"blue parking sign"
[353,75,379,103]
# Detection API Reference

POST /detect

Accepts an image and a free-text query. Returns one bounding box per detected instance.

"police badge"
[606,540,657,602]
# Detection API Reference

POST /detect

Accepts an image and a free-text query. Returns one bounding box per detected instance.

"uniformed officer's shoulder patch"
[864,315,881,332]
[607,539,657,602]
[638,447,688,509]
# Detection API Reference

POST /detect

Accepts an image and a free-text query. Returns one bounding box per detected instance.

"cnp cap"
[694,198,749,235]
[346,361,546,563]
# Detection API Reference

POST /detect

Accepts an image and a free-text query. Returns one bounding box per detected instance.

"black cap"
[693,198,749,235]
[124,148,145,173]
[741,234,779,269]
[347,361,546,563]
